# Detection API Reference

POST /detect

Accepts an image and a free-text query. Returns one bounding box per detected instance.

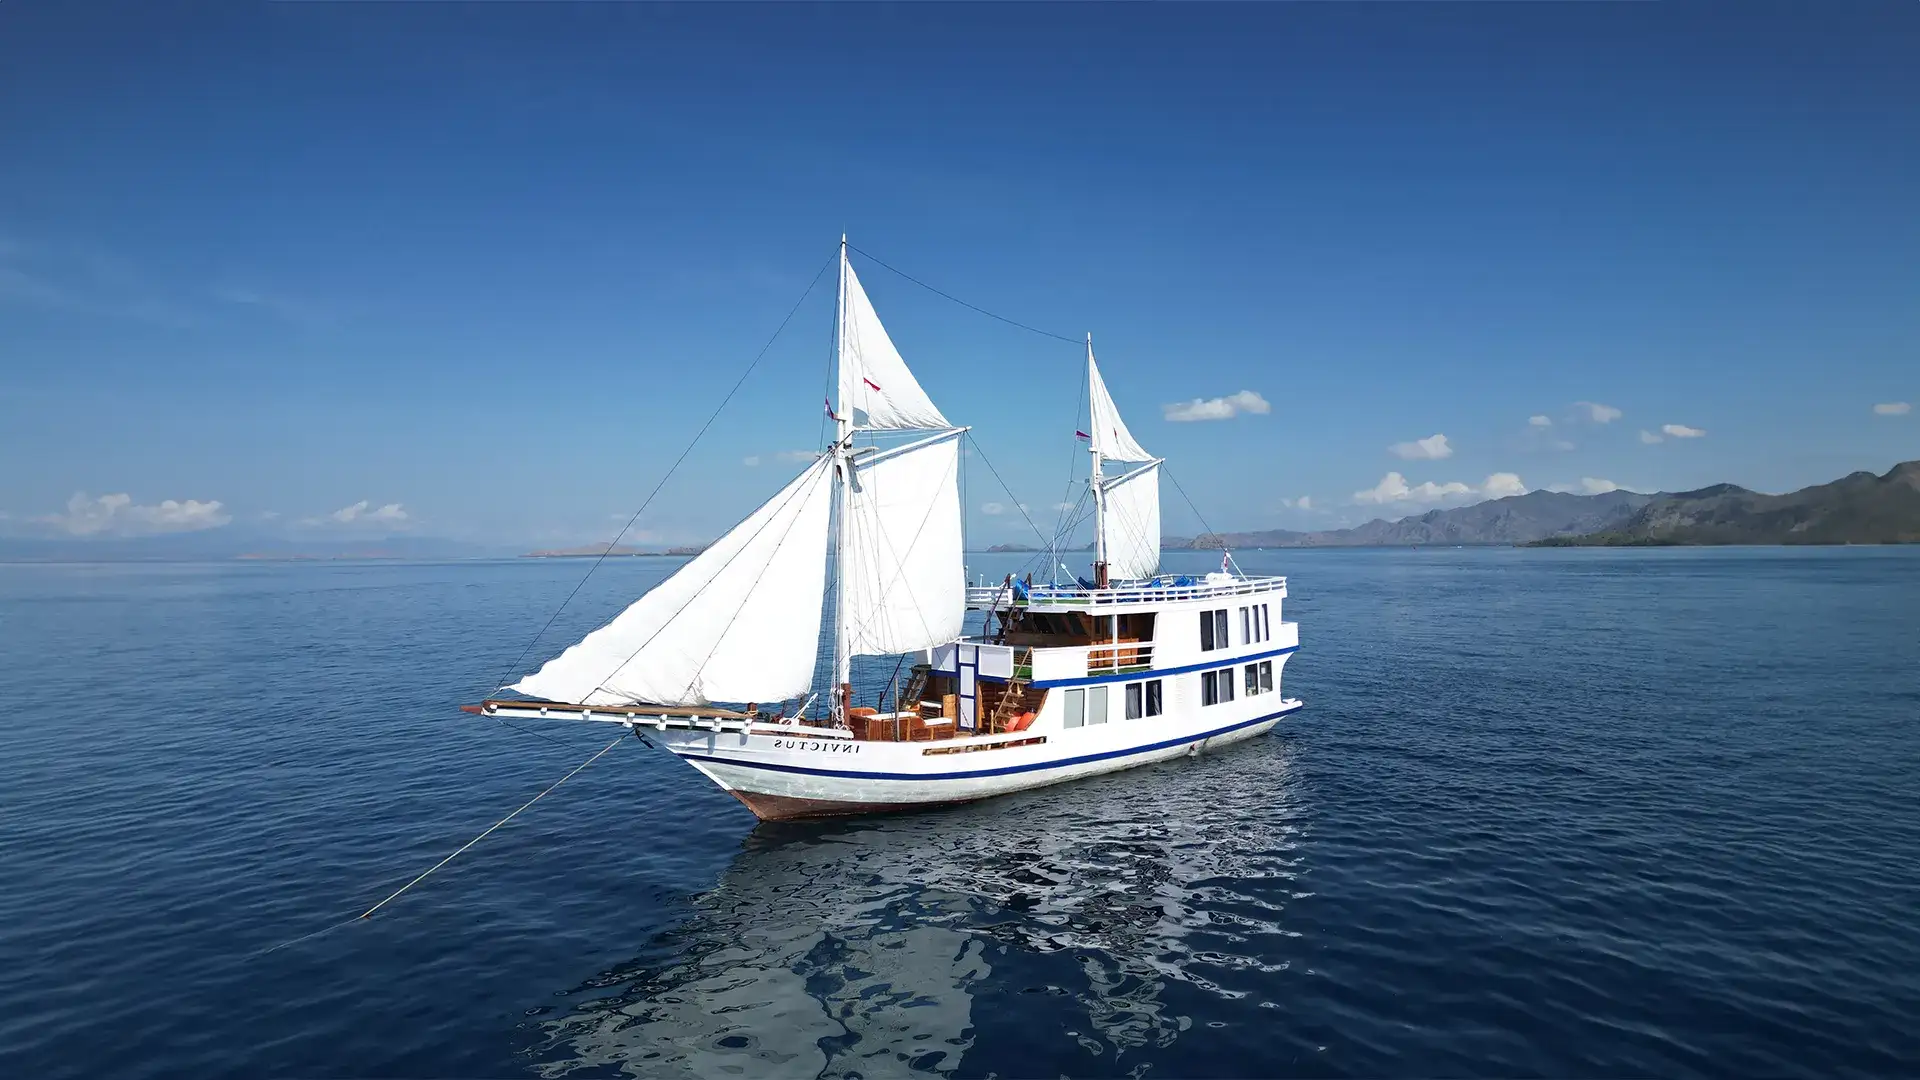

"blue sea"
[3,547,1918,1079]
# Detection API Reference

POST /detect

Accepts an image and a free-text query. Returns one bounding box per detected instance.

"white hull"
[650,697,1303,819]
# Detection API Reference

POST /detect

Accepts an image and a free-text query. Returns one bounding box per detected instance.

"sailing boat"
[467,239,1301,820]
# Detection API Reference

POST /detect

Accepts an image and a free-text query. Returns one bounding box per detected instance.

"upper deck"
[966,573,1287,613]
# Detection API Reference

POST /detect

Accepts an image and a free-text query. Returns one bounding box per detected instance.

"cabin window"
[1243,603,1271,643]
[1124,680,1163,719]
[1259,660,1273,693]
[1243,660,1275,696]
[1087,685,1109,725]
[1063,688,1085,728]
[1200,608,1229,651]
[1244,663,1259,697]
[1201,668,1236,706]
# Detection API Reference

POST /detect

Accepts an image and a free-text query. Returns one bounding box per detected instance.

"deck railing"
[966,575,1285,610]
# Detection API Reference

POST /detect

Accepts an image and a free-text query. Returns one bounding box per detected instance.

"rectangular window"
[1214,609,1228,649]
[1125,682,1143,719]
[1145,679,1162,717]
[1201,671,1218,706]
[1245,663,1260,697]
[1261,604,1271,641]
[1087,685,1109,725]
[1199,610,1214,651]
[1260,660,1273,693]
[1064,688,1085,729]
[1240,606,1250,644]
[1219,667,1235,703]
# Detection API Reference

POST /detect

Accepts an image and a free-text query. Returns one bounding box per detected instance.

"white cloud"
[1052,501,1077,511]
[1353,472,1530,506]
[1353,472,1473,505]
[1528,415,1553,427]
[36,492,231,536]
[1639,429,1664,444]
[1162,389,1271,422]
[1580,477,1620,494]
[745,449,816,466]
[323,500,409,525]
[1482,473,1527,499]
[1576,401,1623,424]
[1280,495,1316,511]
[981,502,1007,516]
[1389,433,1453,460]
[1873,402,1911,416]
[1661,423,1706,438]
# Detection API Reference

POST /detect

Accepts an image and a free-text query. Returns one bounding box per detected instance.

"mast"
[1088,333,1108,588]
[832,235,853,722]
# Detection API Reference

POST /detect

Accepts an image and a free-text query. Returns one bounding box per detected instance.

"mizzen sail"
[1100,460,1162,582]
[1088,345,1152,463]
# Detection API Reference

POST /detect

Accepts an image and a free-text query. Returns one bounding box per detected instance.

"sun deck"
[966,573,1286,612]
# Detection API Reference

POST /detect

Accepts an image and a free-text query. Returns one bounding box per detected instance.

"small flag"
[1075,430,1090,440]
[1221,551,1231,573]
[863,377,882,391]
[824,398,840,421]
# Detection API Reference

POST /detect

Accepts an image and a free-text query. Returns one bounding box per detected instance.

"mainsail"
[513,239,969,717]
[828,239,967,714]
[1087,341,1165,581]
[838,253,950,432]
[510,457,834,707]
[840,430,966,657]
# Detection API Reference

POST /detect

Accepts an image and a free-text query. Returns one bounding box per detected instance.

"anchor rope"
[254,733,626,957]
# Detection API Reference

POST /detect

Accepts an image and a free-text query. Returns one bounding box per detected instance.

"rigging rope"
[1163,465,1246,576]
[848,244,1084,344]
[966,434,1054,550]
[489,252,837,695]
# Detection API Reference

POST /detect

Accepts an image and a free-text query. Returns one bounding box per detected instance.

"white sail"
[1088,346,1151,462]
[840,429,966,657]
[839,254,950,431]
[1100,460,1162,582]
[511,458,835,707]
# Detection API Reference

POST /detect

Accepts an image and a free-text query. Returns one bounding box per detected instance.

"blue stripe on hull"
[1029,644,1299,688]
[673,701,1304,782]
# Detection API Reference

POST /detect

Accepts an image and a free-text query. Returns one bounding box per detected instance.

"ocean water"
[2,547,1918,1079]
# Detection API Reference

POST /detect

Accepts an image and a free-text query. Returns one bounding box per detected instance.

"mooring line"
[255,733,627,957]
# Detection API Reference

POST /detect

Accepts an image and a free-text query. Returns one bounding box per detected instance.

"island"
[521,545,657,558]
[1525,460,1920,546]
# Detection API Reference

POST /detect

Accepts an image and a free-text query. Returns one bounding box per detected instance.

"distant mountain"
[1166,488,1657,548]
[1533,460,1920,546]
[0,531,499,562]
[985,543,1039,553]
[522,545,657,558]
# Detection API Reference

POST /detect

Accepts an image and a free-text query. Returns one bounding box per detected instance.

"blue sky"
[3,2,1916,548]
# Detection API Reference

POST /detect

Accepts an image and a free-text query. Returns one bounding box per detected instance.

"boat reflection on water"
[526,737,1309,1078]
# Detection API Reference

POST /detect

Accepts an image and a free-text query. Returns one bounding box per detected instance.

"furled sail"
[1088,345,1152,463]
[511,458,835,707]
[1100,460,1162,582]
[839,429,966,657]
[838,254,950,431]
